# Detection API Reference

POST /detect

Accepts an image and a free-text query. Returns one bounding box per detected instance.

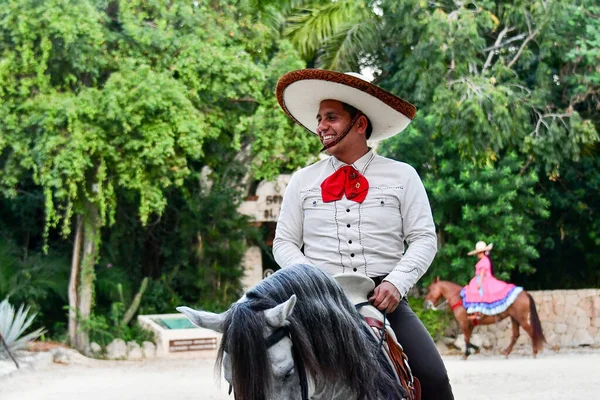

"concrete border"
[137,313,220,357]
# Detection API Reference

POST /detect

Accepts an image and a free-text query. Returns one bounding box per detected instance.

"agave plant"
[0,298,46,358]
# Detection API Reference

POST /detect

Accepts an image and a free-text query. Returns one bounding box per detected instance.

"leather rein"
[431,290,463,311]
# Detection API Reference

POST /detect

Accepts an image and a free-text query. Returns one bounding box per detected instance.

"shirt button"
[380,200,384,205]
[348,240,352,244]
[346,208,350,212]
[346,224,351,228]
[350,253,355,257]
[353,268,357,272]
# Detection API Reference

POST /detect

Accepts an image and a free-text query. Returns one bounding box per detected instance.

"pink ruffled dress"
[460,256,522,315]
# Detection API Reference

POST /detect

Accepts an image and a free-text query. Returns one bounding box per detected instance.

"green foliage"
[78,302,154,347]
[264,0,598,290]
[375,0,599,287]
[0,298,46,356]
[407,296,453,340]
[250,0,383,71]
[97,171,258,315]
[526,153,600,289]
[0,0,311,241]
[0,236,70,331]
[379,0,598,172]
[0,237,67,301]
[382,133,549,284]
[0,0,316,340]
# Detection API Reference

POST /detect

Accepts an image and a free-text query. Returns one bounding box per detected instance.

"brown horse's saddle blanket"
[334,274,421,400]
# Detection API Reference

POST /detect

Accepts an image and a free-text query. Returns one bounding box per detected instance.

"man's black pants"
[371,278,454,399]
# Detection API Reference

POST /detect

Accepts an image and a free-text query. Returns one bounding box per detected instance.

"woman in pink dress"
[460,241,522,318]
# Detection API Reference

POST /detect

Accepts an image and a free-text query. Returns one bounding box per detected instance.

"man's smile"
[320,133,338,147]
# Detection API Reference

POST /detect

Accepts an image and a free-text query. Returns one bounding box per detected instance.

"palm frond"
[0,237,70,302]
[284,0,366,61]
[242,0,321,33]
[317,20,382,71]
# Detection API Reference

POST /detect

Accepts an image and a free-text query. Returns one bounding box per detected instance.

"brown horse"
[424,277,545,359]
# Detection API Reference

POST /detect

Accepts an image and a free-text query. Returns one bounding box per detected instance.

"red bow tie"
[321,165,369,203]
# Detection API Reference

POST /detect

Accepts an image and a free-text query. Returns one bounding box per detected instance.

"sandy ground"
[1,349,599,399]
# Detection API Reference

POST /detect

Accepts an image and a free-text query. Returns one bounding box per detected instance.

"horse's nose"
[423,300,432,310]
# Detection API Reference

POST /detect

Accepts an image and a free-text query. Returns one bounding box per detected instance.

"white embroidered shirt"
[273,149,437,298]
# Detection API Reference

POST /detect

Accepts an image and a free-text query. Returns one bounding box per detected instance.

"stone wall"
[470,289,600,350]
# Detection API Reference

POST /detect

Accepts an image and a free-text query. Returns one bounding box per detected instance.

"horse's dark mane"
[216,264,404,400]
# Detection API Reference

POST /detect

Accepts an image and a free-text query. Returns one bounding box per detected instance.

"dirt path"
[1,349,599,399]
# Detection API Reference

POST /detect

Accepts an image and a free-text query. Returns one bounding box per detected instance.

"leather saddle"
[334,273,421,400]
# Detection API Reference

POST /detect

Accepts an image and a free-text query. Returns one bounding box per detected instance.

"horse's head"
[424,276,443,310]
[178,295,304,399]
[179,264,404,400]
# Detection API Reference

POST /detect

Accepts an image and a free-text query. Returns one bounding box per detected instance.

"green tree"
[376,0,598,284]
[248,0,382,71]
[0,0,311,351]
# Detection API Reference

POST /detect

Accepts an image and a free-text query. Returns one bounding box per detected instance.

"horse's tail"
[527,293,546,352]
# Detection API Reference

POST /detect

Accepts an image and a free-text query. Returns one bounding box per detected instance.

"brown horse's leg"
[462,322,474,360]
[502,317,520,358]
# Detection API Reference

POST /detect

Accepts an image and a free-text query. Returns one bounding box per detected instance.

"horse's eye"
[283,367,295,381]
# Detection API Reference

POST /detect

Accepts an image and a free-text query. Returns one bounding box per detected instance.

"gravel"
[1,348,599,399]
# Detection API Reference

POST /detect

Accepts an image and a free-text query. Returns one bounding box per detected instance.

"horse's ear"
[176,306,227,333]
[264,295,297,328]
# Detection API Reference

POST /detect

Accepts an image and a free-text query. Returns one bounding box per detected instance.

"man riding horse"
[272,69,454,399]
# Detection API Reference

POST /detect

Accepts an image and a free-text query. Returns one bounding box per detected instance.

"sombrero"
[467,241,494,256]
[276,69,416,142]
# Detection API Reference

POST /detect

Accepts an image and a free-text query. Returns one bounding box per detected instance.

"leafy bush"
[78,301,154,348]
[0,298,46,357]
[0,237,70,339]
[408,296,454,340]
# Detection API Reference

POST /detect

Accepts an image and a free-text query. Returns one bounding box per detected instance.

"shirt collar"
[331,148,375,173]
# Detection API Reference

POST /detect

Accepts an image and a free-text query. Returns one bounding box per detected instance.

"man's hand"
[369,281,401,313]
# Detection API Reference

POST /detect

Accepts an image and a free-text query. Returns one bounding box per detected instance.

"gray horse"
[178,263,407,400]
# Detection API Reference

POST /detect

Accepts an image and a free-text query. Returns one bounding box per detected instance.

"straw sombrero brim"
[467,243,494,256]
[276,69,416,142]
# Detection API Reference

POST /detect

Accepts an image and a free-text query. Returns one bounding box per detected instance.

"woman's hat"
[468,241,494,256]
[276,69,416,142]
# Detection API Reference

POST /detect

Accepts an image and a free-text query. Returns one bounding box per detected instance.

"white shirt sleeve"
[273,173,314,267]
[383,167,437,297]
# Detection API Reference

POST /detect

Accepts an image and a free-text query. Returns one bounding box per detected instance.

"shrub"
[0,298,46,357]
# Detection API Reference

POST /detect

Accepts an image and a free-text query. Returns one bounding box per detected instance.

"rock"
[573,329,594,347]
[470,333,491,349]
[435,341,449,355]
[106,339,127,360]
[545,333,560,349]
[127,341,143,360]
[90,342,102,354]
[453,334,467,352]
[441,336,456,346]
[53,349,70,365]
[554,323,567,334]
[142,341,156,358]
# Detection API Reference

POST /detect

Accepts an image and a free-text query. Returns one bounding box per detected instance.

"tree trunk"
[68,216,84,346]
[121,277,149,326]
[74,202,101,353]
